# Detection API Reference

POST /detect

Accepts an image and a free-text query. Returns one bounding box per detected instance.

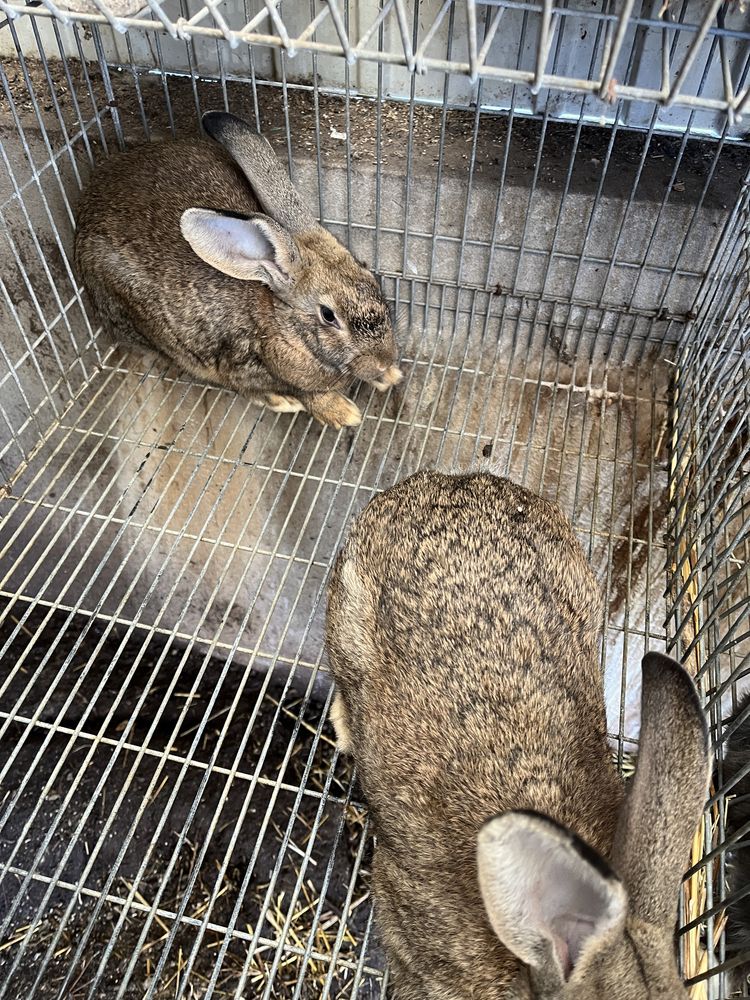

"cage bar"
[0,1,749,998]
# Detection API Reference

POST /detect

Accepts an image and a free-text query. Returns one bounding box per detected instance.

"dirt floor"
[0,601,380,998]
[4,54,749,208]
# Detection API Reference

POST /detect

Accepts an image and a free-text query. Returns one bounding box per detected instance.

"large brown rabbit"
[74,111,402,429]
[326,470,710,999]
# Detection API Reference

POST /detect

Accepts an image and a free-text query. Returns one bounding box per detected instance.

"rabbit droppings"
[325,471,711,1000]
[74,111,402,429]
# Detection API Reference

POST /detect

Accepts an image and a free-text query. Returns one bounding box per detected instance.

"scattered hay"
[0,680,379,999]
[684,792,728,1000]
[244,879,370,998]
[668,368,727,995]
[0,828,376,999]
[611,749,637,779]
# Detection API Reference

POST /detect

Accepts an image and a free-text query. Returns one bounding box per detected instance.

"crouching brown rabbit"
[325,470,710,999]
[74,111,402,428]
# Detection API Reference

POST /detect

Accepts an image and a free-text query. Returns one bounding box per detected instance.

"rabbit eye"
[319,305,340,329]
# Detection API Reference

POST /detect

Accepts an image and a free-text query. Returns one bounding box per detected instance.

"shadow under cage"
[0,0,748,997]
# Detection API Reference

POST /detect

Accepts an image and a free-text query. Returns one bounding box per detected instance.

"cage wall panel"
[0,2,749,999]
[3,0,750,136]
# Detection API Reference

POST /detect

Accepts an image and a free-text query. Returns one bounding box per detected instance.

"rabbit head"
[180,111,401,393]
[478,653,710,1000]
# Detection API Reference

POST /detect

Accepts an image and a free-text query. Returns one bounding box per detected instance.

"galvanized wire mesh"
[0,2,749,998]
[667,168,750,998]
[1,0,750,132]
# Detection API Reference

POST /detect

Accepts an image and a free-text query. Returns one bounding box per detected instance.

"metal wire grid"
[0,10,744,1000]
[1,1,745,424]
[1,0,750,124]
[667,167,750,997]
[0,295,672,999]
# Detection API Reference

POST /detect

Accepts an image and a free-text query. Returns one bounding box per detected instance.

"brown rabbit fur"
[74,111,402,429]
[326,470,711,999]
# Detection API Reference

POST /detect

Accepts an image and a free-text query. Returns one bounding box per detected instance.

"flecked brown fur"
[325,470,710,999]
[74,113,401,428]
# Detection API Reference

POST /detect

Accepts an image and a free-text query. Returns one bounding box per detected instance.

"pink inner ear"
[550,914,600,980]
[553,938,572,980]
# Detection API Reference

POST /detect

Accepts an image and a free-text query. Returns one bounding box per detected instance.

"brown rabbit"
[74,111,402,428]
[326,470,710,999]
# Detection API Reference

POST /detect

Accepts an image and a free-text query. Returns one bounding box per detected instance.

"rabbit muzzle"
[350,353,404,391]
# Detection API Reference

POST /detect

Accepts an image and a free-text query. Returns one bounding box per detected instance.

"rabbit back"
[328,471,621,838]
[75,124,401,427]
[75,140,276,389]
[326,471,624,997]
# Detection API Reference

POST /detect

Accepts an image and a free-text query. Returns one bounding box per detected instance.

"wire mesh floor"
[0,294,672,998]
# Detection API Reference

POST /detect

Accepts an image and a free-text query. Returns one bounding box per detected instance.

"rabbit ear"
[180,209,299,291]
[611,652,710,926]
[202,111,317,235]
[478,811,627,988]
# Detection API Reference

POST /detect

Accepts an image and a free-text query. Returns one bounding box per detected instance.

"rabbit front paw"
[264,392,306,413]
[305,391,362,429]
[371,365,404,392]
[330,691,352,753]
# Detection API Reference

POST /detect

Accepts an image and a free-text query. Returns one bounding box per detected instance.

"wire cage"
[0,0,748,997]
